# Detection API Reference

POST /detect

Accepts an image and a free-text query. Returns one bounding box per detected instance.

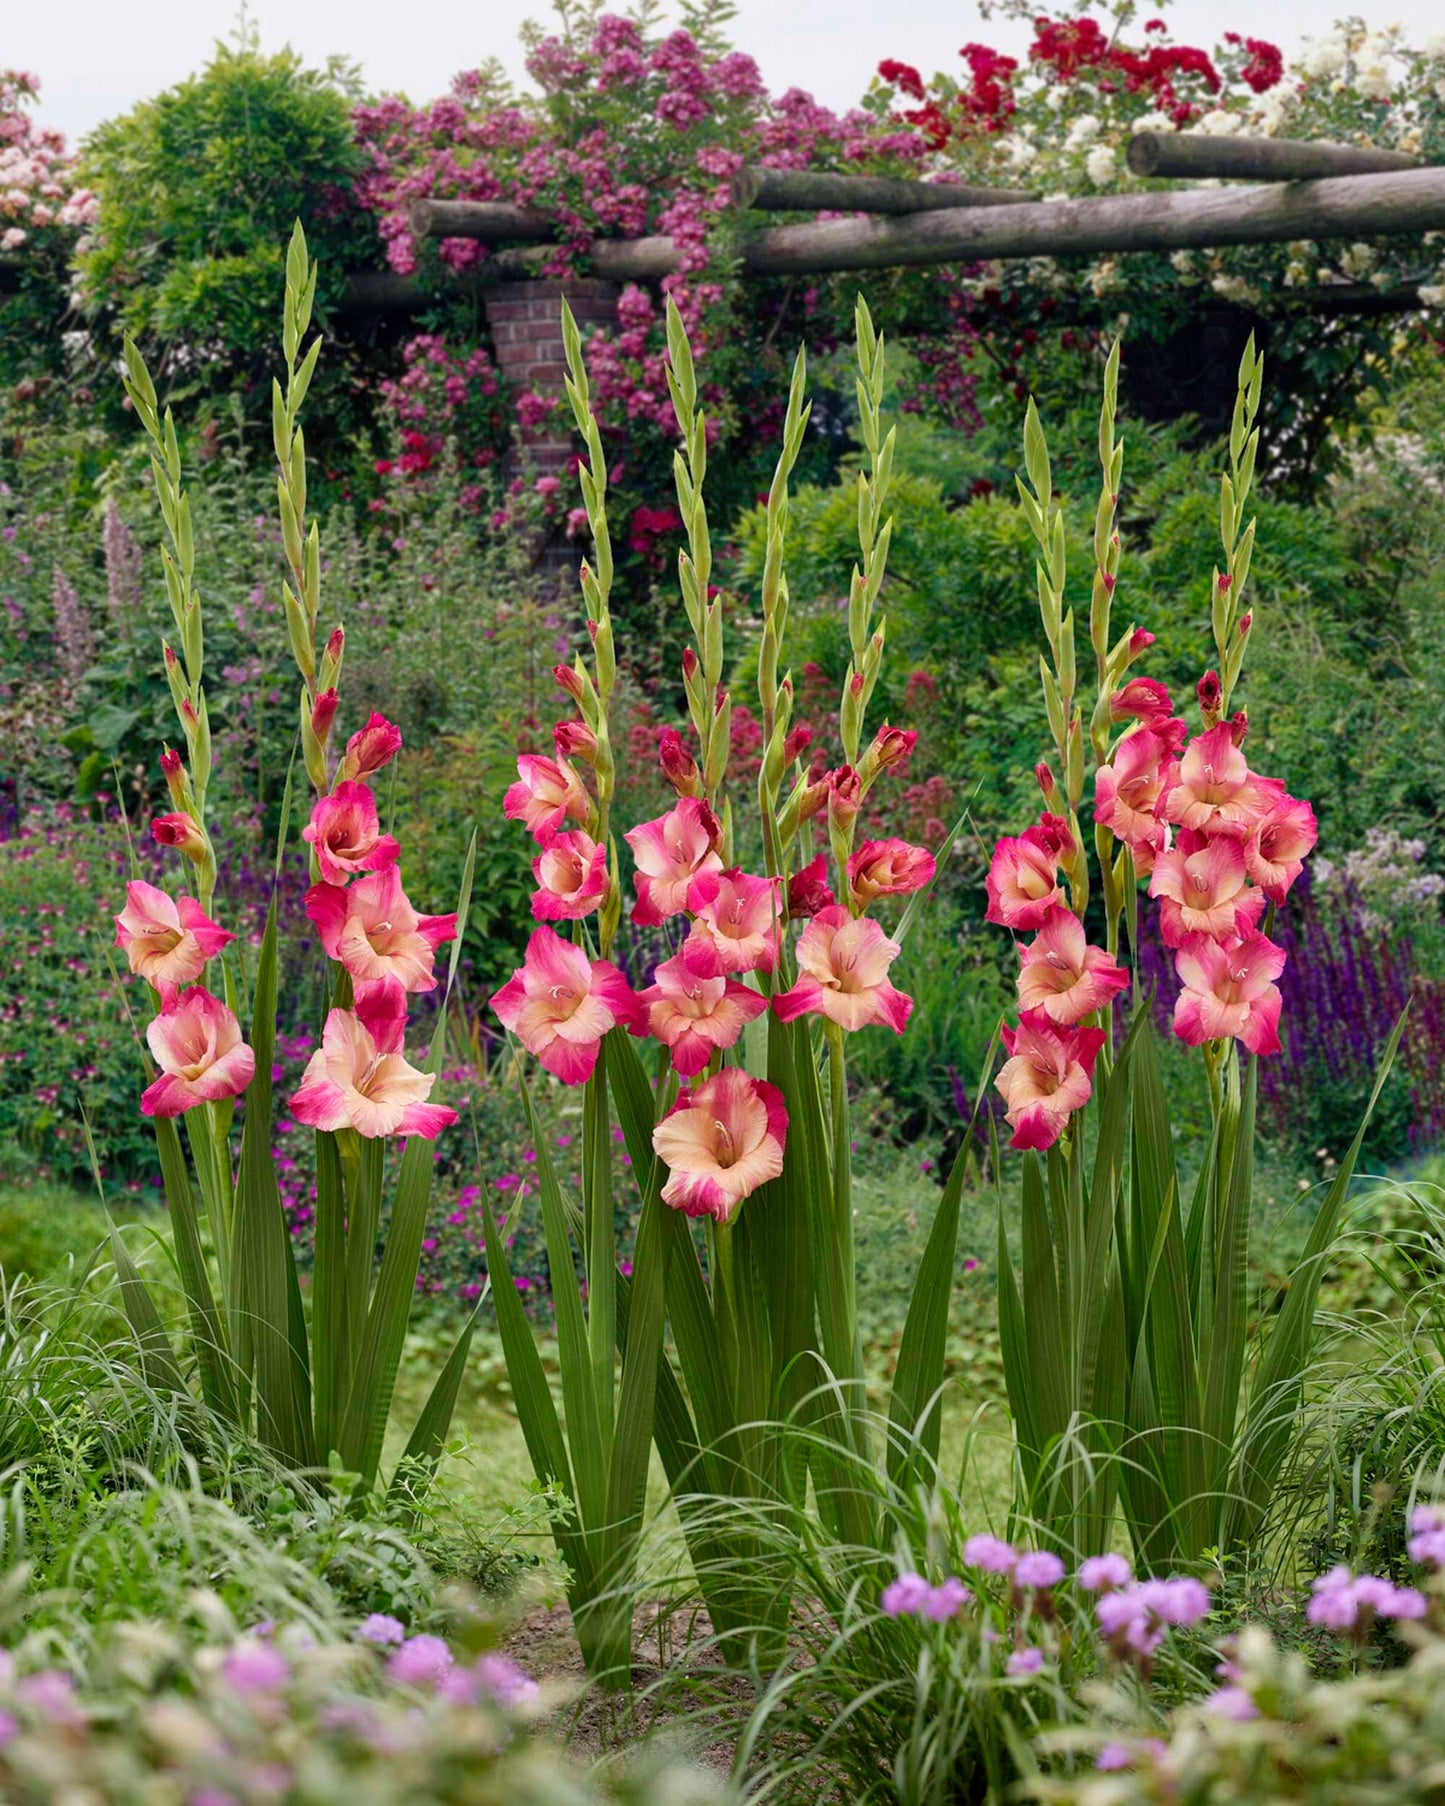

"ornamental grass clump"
[105,224,477,1488]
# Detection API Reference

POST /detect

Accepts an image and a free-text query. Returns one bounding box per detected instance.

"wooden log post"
[730,166,1038,212]
[1126,132,1419,181]
[408,198,554,243]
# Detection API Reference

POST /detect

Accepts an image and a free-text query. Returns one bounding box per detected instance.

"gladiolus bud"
[827,765,861,832]
[553,662,585,702]
[311,687,339,741]
[160,747,189,811]
[1218,573,1233,592]
[796,777,830,824]
[151,812,209,864]
[1130,628,1155,656]
[1197,670,1223,723]
[682,647,698,680]
[325,626,344,662]
[553,719,599,764]
[180,698,200,731]
[1238,612,1252,635]
[849,671,865,697]
[164,643,180,674]
[1228,709,1248,746]
[1035,761,1063,813]
[337,713,403,784]
[1101,572,1116,595]
[658,727,702,798]
[787,855,835,919]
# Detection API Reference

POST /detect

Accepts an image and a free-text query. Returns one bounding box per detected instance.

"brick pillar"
[483,278,620,578]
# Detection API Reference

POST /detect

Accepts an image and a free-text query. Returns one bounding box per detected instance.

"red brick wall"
[484,277,619,479]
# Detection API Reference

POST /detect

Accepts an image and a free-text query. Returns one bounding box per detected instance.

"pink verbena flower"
[1014,1551,1066,1590]
[221,1641,290,1695]
[651,1066,787,1223]
[141,987,255,1118]
[356,1614,406,1646]
[771,906,912,1034]
[386,1634,453,1687]
[1078,1553,1132,1592]
[1172,928,1286,1056]
[114,880,233,989]
[635,954,768,1077]
[994,1012,1105,1150]
[881,1572,932,1617]
[531,830,607,921]
[624,796,723,924]
[1007,1646,1044,1676]
[962,1534,1018,1574]
[1016,907,1129,1025]
[301,781,401,886]
[683,868,782,977]
[1206,1685,1258,1721]
[489,926,639,1085]
[290,1009,457,1139]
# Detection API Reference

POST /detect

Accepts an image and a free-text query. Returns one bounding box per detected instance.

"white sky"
[12,0,1440,146]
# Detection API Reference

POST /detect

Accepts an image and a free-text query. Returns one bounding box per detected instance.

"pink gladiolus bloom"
[531,830,607,921]
[772,906,912,1034]
[1093,728,1175,872]
[307,868,457,1013]
[683,868,782,977]
[1150,836,1266,947]
[787,854,835,919]
[337,711,403,783]
[504,753,590,842]
[141,987,255,1118]
[636,954,768,1078]
[489,926,639,1085]
[1110,676,1174,725]
[1172,929,1286,1057]
[290,1009,457,1139]
[1017,907,1129,1025]
[651,1066,787,1223]
[625,796,723,925]
[985,834,1063,931]
[1245,792,1317,902]
[848,839,937,906]
[1161,724,1273,837]
[114,880,233,988]
[995,1011,1106,1150]
[301,781,401,887]
[151,811,208,861]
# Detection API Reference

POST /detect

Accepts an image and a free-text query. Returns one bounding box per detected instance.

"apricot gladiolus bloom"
[651,1067,787,1222]
[1093,728,1174,872]
[141,986,255,1118]
[985,833,1063,931]
[1161,724,1273,838]
[504,754,590,842]
[307,869,458,1012]
[531,830,607,921]
[114,881,233,989]
[301,781,401,887]
[1172,929,1286,1056]
[290,1008,457,1138]
[336,712,403,784]
[682,868,782,977]
[637,955,768,1077]
[847,839,937,907]
[1149,835,1265,947]
[1017,907,1129,1025]
[1245,793,1317,903]
[771,905,912,1034]
[624,796,722,925]
[489,926,639,1085]
[994,1011,1106,1151]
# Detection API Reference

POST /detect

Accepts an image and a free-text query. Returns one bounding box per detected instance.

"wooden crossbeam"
[1126,132,1419,181]
[730,166,1037,212]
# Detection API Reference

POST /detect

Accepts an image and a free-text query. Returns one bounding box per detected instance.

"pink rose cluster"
[490,683,936,1226]
[988,657,1316,1150]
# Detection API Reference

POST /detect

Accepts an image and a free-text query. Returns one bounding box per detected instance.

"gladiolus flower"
[636,954,768,1077]
[994,1011,1105,1150]
[1161,724,1273,837]
[1172,929,1286,1056]
[985,834,1063,931]
[657,727,702,798]
[311,687,339,739]
[151,812,208,863]
[531,830,607,921]
[1017,907,1129,1025]
[787,854,835,919]
[848,839,936,906]
[826,764,862,831]
[114,880,234,989]
[489,926,639,1085]
[863,723,917,776]
[290,1008,456,1139]
[504,753,591,842]
[337,711,403,783]
[772,905,912,1034]
[553,718,599,763]
[1149,835,1265,947]
[651,1067,787,1222]
[307,868,457,1014]
[783,723,813,764]
[1093,727,1175,872]
[682,868,781,977]
[1244,792,1317,902]
[625,796,723,925]
[141,986,255,1118]
[1196,669,1223,720]
[301,781,401,887]
[1110,676,1174,725]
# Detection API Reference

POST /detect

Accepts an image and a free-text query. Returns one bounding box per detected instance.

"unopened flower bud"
[553,719,599,763]
[868,724,917,774]
[180,697,200,731]
[1034,761,1063,813]
[714,685,729,716]
[1217,572,1233,593]
[311,687,339,741]
[151,812,208,863]
[657,727,701,798]
[552,662,586,702]
[1228,709,1248,746]
[849,670,865,697]
[164,643,180,673]
[682,647,698,680]
[324,626,344,663]
[827,764,861,831]
[337,712,403,784]
[160,747,188,810]
[1101,572,1116,595]
[1129,628,1155,657]
[697,799,724,854]
[1025,812,1076,863]
[1197,669,1223,723]
[787,855,835,920]
[1237,612,1252,636]
[783,724,813,764]
[587,618,600,646]
[796,777,830,824]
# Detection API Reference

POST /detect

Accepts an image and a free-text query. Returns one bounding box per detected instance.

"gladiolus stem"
[826,1021,858,1357]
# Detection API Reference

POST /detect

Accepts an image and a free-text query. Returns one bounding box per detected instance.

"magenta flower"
[504,753,591,842]
[651,1067,787,1223]
[881,1573,931,1617]
[923,1577,973,1620]
[221,1641,290,1695]
[289,1009,457,1140]
[624,796,722,924]
[786,854,835,919]
[1149,835,1266,948]
[141,987,255,1118]
[1160,724,1273,838]
[1244,792,1318,902]
[474,1652,539,1707]
[683,869,782,978]
[1093,725,1176,876]
[301,781,401,887]
[635,954,768,1077]
[1078,1553,1132,1592]
[847,838,936,906]
[772,906,911,1034]
[962,1534,1018,1575]
[1206,1685,1258,1721]
[994,1012,1106,1151]
[1013,1551,1066,1590]
[1007,1647,1044,1677]
[1172,928,1286,1056]
[336,711,403,784]
[356,1614,406,1646]
[531,829,607,922]
[307,867,457,1016]
[489,926,639,1085]
[1016,907,1129,1026]
[114,880,234,989]
[386,1634,454,1687]
[150,811,209,863]
[985,832,1064,931]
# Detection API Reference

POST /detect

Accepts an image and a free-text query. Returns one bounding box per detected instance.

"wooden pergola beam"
[408,199,552,242]
[1126,132,1419,182]
[730,166,1037,213]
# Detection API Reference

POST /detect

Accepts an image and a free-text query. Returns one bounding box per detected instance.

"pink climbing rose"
[1016,907,1129,1025]
[651,1066,787,1222]
[994,1011,1106,1151]
[140,986,255,1118]
[636,954,768,1078]
[306,868,458,1014]
[624,796,723,924]
[1149,834,1266,947]
[771,905,912,1034]
[504,753,591,842]
[290,1008,457,1139]
[301,781,401,887]
[114,880,233,990]
[531,830,608,921]
[847,838,937,906]
[1171,928,1286,1056]
[489,925,639,1085]
[682,868,782,977]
